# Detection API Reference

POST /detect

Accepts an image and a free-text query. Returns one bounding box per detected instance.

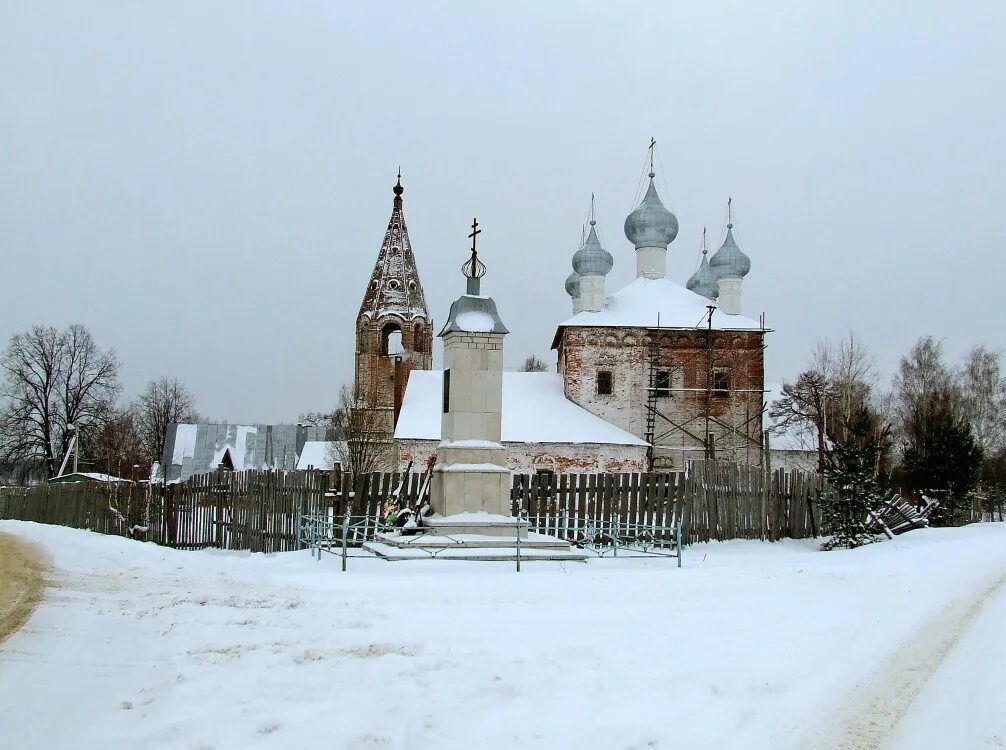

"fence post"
[515,516,521,573]
[676,520,682,568]
[341,514,349,572]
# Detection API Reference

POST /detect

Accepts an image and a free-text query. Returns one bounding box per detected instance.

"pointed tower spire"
[353,173,434,436]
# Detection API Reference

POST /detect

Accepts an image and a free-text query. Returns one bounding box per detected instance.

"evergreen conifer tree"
[820,406,887,549]
[903,418,983,526]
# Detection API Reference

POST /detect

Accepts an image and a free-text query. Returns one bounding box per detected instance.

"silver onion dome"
[572,222,613,277]
[686,248,719,301]
[709,224,751,279]
[623,173,679,249]
[564,271,581,298]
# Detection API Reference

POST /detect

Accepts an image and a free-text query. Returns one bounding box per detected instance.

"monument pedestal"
[430,440,512,528]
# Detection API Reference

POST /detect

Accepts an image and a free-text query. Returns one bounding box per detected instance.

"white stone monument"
[429,219,513,524]
[363,220,586,559]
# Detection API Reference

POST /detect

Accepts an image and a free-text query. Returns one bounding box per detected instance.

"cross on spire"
[727,196,733,228]
[393,168,404,200]
[648,137,656,177]
[468,217,481,255]
[462,217,486,293]
[589,192,596,226]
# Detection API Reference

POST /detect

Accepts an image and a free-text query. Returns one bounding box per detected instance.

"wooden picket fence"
[0,461,826,551]
[511,461,823,544]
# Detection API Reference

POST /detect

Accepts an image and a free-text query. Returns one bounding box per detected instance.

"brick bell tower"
[353,173,434,443]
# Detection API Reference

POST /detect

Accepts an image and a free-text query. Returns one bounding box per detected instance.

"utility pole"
[705,305,715,460]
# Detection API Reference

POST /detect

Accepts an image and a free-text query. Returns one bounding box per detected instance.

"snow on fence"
[1,461,832,550]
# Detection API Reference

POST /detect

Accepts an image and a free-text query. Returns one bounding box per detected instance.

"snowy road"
[820,568,1006,749]
[1,520,1004,750]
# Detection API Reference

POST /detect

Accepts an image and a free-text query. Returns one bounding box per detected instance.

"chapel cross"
[649,137,656,174]
[468,217,481,256]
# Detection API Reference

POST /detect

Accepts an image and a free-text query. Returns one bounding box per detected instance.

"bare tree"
[519,355,549,372]
[136,377,198,468]
[827,332,879,442]
[770,333,886,472]
[328,384,394,474]
[0,324,120,477]
[956,345,1006,455]
[770,369,830,472]
[892,336,957,447]
[84,405,146,479]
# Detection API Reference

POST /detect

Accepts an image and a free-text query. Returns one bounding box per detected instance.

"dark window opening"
[413,323,424,353]
[381,322,403,356]
[655,370,670,397]
[443,369,451,413]
[535,469,555,488]
[597,370,613,396]
[713,371,730,396]
[218,449,235,472]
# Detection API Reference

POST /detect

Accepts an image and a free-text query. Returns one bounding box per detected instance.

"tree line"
[0,324,198,483]
[770,333,1004,544]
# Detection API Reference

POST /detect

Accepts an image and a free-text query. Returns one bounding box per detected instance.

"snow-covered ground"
[2,520,1004,750]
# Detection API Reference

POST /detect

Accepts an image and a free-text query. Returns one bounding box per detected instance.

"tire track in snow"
[0,532,47,645]
[822,569,1006,750]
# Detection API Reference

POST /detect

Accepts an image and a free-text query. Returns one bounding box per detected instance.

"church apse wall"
[560,327,765,469]
[398,439,646,476]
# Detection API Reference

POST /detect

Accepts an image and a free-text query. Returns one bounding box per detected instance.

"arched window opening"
[381,322,403,356]
[413,323,424,353]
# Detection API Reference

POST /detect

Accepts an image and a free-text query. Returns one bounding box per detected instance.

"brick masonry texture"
[557,326,765,469]
[398,439,647,475]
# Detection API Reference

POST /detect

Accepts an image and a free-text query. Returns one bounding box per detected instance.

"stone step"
[374,531,569,550]
[363,541,589,562]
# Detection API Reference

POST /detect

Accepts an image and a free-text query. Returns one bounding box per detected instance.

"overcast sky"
[2,2,1004,423]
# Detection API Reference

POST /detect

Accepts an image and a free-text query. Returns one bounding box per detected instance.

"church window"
[655,370,671,397]
[596,370,612,396]
[381,323,403,356]
[713,371,731,396]
[443,369,451,413]
[408,280,417,292]
[387,279,400,291]
[391,245,400,254]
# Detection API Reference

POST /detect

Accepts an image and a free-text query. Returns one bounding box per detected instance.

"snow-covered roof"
[395,371,647,446]
[555,276,763,334]
[295,441,347,471]
[765,383,816,452]
[50,472,130,484]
